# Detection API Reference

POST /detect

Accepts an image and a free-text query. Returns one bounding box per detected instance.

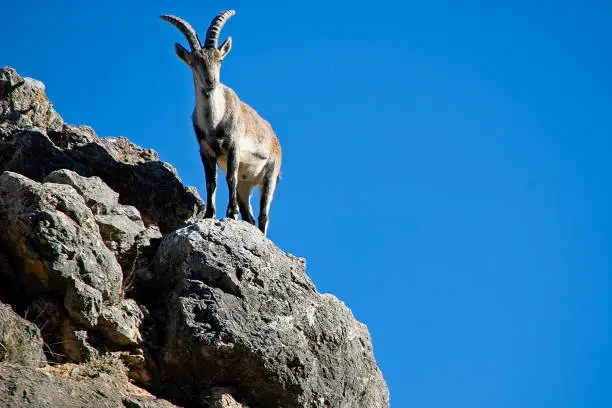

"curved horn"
[160,15,201,51]
[204,10,236,49]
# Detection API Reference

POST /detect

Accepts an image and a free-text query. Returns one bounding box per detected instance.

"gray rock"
[64,278,104,328]
[0,302,46,367]
[0,169,158,349]
[95,213,145,258]
[44,169,120,215]
[66,139,205,233]
[43,169,161,285]
[0,171,123,306]
[0,127,79,181]
[98,299,145,346]
[0,171,148,347]
[155,219,389,408]
[60,319,99,362]
[1,66,206,234]
[0,67,24,96]
[0,67,63,132]
[49,124,98,149]
[100,136,160,165]
[125,225,163,281]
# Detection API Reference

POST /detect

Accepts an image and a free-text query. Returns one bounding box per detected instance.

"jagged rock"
[0,171,146,347]
[210,388,249,408]
[43,169,161,279]
[60,320,99,362]
[99,136,160,165]
[66,140,205,233]
[0,171,123,305]
[64,278,104,328]
[0,67,63,132]
[95,211,146,271]
[49,124,98,149]
[155,219,389,408]
[44,169,120,215]
[0,127,78,181]
[0,302,46,367]
[0,66,205,234]
[98,299,145,346]
[0,362,179,408]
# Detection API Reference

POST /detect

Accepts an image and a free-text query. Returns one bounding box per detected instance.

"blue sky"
[3,1,611,407]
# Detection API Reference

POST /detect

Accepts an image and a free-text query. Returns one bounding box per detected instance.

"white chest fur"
[194,86,226,131]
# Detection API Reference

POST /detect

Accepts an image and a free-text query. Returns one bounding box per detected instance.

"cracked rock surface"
[156,220,389,408]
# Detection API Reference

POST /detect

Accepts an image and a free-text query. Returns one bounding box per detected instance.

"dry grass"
[75,353,128,380]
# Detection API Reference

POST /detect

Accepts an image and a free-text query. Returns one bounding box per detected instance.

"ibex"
[161,10,282,235]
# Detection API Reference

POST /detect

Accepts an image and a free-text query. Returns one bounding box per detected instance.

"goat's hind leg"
[258,164,279,235]
[237,182,255,225]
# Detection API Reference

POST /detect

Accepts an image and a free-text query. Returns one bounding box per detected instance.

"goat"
[161,10,282,235]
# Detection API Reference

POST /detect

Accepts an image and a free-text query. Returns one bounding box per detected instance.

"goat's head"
[161,10,235,94]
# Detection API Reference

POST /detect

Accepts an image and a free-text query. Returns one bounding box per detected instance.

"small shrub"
[76,354,128,380]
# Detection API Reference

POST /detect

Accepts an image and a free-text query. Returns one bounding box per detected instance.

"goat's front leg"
[200,150,217,219]
[225,143,240,220]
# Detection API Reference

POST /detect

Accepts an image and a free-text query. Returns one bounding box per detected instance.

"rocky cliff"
[0,67,389,408]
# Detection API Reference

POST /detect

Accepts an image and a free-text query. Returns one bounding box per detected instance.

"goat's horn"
[204,10,236,49]
[160,15,201,51]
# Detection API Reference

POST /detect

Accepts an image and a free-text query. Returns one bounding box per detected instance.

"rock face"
[0,171,146,345]
[156,220,388,408]
[0,66,389,407]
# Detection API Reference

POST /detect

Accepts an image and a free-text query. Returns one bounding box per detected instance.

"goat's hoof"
[226,210,239,220]
[204,211,216,219]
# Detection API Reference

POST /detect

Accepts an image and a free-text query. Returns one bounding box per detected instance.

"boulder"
[0,67,63,132]
[155,219,389,408]
[98,299,145,346]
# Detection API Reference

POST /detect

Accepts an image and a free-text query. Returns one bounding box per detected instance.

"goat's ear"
[174,43,191,66]
[219,37,232,59]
